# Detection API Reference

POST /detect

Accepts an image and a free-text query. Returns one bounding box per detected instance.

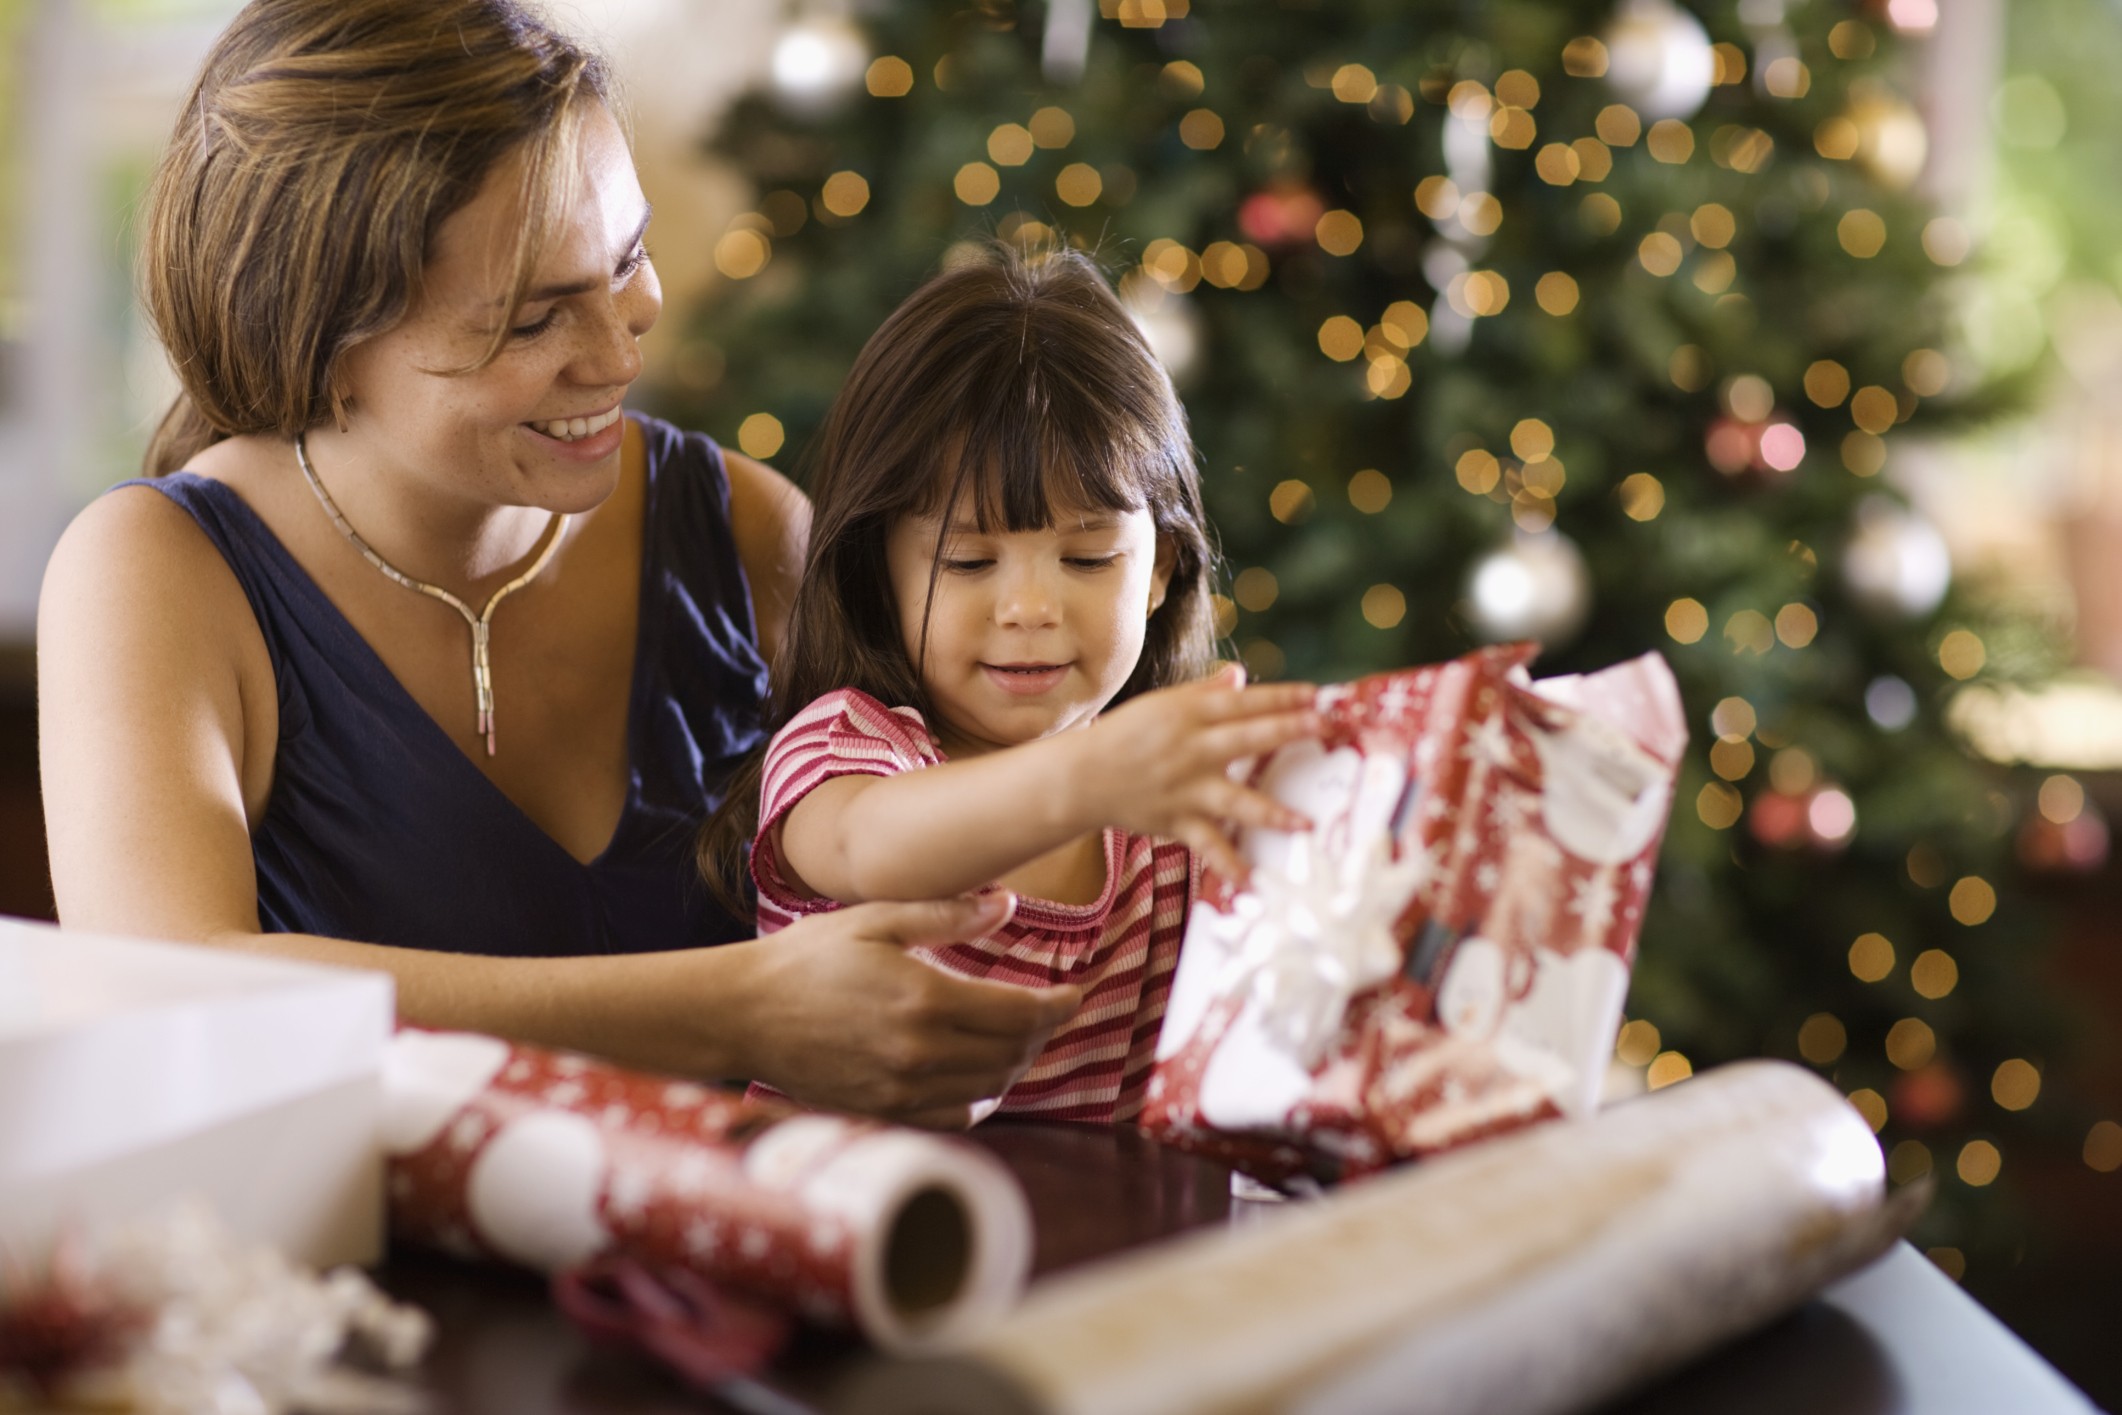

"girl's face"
[885,498,1175,758]
[333,102,659,516]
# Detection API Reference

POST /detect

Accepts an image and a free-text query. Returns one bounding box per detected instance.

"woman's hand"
[729,893,1082,1128]
[1066,666,1319,883]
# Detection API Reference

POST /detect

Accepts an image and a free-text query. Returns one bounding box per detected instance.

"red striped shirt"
[752,688,1193,1123]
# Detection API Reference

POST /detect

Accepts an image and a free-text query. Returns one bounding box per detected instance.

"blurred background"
[5,0,2122,1402]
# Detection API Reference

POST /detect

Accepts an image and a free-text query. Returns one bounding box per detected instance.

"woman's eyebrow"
[519,206,654,302]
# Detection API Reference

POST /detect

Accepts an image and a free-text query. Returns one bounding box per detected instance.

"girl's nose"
[994,566,1061,629]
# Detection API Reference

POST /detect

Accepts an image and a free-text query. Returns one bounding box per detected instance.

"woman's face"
[334,102,659,515]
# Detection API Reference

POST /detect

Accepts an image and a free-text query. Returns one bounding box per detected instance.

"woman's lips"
[522,405,625,461]
[982,663,1068,695]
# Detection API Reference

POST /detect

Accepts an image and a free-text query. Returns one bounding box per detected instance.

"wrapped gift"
[0,918,393,1269]
[384,1029,1033,1352]
[1141,644,1688,1180]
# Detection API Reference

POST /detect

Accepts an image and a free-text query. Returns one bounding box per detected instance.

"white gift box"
[0,917,393,1268]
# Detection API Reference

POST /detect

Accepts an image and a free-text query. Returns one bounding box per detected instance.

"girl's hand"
[1070,665,1319,882]
[734,893,1082,1128]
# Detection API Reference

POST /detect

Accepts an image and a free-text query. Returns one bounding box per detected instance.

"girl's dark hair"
[701,242,1217,914]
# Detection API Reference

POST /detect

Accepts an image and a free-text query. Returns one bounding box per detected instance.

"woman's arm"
[723,450,809,669]
[38,490,1072,1122]
[777,669,1320,904]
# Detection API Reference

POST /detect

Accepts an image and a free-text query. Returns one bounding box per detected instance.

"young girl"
[704,245,1316,1125]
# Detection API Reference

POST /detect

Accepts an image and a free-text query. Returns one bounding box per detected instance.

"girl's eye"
[1066,555,1120,570]
[941,558,993,574]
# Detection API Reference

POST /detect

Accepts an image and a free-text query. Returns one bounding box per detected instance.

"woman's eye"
[616,243,652,281]
[510,308,558,339]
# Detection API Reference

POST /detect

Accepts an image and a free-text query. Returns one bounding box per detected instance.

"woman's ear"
[1148,531,1178,615]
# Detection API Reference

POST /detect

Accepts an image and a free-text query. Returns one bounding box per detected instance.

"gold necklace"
[295,433,568,757]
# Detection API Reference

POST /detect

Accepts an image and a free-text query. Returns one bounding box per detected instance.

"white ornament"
[1124,285,1204,383]
[1464,530,1592,647]
[1843,495,1951,618]
[1604,0,1717,121]
[769,14,870,118]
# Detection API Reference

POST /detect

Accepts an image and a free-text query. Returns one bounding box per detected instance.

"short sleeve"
[750,688,944,911]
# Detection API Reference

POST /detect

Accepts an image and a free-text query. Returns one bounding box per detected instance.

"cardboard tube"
[383,1029,1030,1352]
[839,1061,1917,1413]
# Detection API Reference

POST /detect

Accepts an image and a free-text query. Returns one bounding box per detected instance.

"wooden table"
[374,1122,2102,1414]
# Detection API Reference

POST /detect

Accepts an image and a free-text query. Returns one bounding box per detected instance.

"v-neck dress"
[125,415,767,956]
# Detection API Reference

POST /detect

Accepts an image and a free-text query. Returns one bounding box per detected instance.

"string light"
[1911,949,1959,999]
[1362,585,1408,629]
[1348,470,1393,513]
[1332,63,1378,103]
[1938,629,1987,681]
[1665,597,1708,643]
[1159,60,1205,99]
[1848,1088,1889,1131]
[1957,1141,2001,1187]
[736,412,784,459]
[1829,20,1878,59]
[1646,1052,1694,1089]
[1850,932,1896,982]
[1615,1019,1661,1065]
[1690,203,1735,248]
[1562,36,1610,76]
[1233,567,1279,612]
[2085,1121,2122,1172]
[1697,781,1742,828]
[1638,232,1684,276]
[1269,480,1315,523]
[1763,57,1812,98]
[1805,360,1851,407]
[1838,210,1887,258]
[1618,472,1664,520]
[713,227,770,278]
[1495,69,1540,108]
[1646,119,1695,163]
[1456,449,1501,495]
[1928,1247,1967,1280]
[1886,1017,1937,1070]
[1798,1013,1847,1064]
[1490,106,1537,150]
[1055,162,1103,205]
[988,124,1035,166]
[1315,210,1364,254]
[1180,109,1226,149]
[1317,316,1364,362]
[1240,639,1285,679]
[1029,106,1076,147]
[954,162,1000,205]
[1725,609,1773,655]
[1209,594,1237,637]
[865,56,914,97]
[1775,603,1819,647]
[1992,1059,2041,1111]
[1571,139,1614,180]
[819,171,869,217]
[1596,104,1642,145]
[1949,876,1997,925]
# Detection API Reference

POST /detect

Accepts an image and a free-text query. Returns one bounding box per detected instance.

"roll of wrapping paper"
[836,1061,1923,1415]
[380,1029,1032,1353]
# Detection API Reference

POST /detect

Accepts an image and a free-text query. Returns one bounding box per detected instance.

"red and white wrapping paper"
[382,1029,1032,1352]
[1142,644,1688,1179]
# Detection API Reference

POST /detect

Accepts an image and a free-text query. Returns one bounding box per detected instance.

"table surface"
[373,1121,2103,1415]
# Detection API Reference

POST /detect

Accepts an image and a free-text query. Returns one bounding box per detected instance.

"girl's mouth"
[982,663,1069,695]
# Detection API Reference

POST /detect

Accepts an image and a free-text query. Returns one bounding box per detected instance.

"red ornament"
[1890,1061,1964,1130]
[1239,184,1326,249]
[1747,789,1809,849]
[0,1242,143,1398]
[2018,807,2110,874]
[1705,416,1759,476]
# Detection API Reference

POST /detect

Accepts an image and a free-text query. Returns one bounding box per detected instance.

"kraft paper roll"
[382,1029,1032,1352]
[839,1060,1917,1413]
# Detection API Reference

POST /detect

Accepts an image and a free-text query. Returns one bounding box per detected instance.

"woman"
[35,0,1077,1126]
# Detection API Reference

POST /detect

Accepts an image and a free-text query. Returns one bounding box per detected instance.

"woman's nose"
[574,269,659,386]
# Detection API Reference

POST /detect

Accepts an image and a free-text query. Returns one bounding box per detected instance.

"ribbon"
[1204,831,1431,1070]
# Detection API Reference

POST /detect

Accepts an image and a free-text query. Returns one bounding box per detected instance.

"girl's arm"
[38,492,1075,1123]
[774,668,1319,904]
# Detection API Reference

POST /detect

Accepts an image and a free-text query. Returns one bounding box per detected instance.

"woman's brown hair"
[701,243,1219,913]
[138,0,609,476]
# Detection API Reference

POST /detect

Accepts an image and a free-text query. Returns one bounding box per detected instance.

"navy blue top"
[130,416,766,956]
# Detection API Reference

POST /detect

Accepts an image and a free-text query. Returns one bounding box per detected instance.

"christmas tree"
[652,0,2076,1264]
